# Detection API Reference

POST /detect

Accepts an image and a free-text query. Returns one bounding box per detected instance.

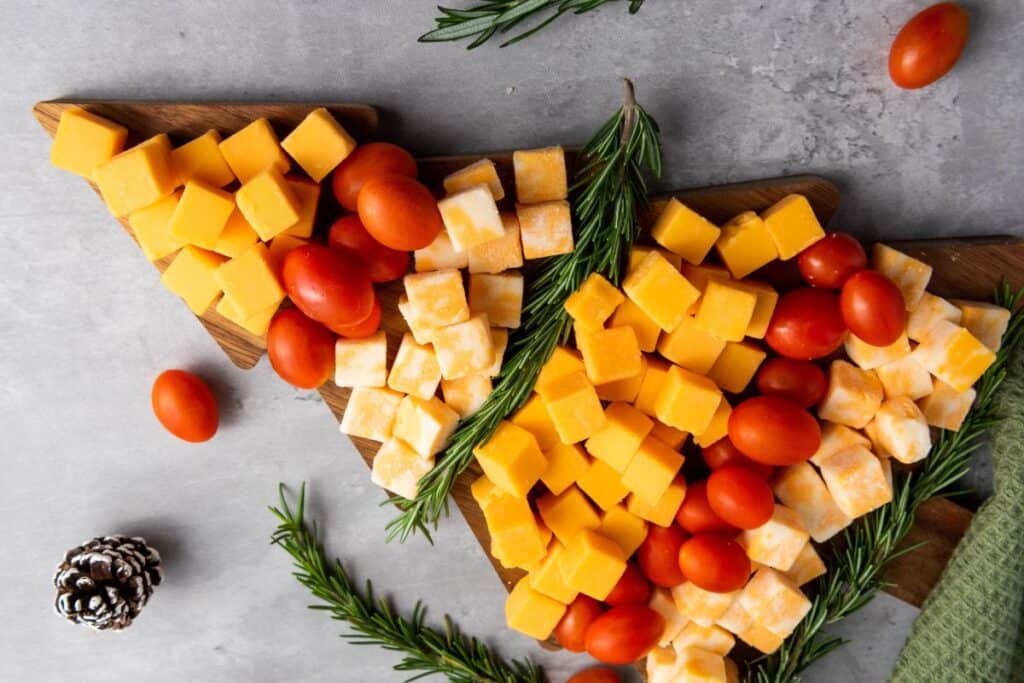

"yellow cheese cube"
[214,243,285,318]
[511,394,560,451]
[760,194,825,260]
[471,474,513,516]
[737,505,810,571]
[771,462,851,542]
[266,233,307,279]
[444,158,505,200]
[621,436,684,505]
[215,294,278,336]
[441,374,492,417]
[127,191,183,261]
[876,355,934,400]
[739,568,812,638]
[473,421,547,496]
[781,542,826,587]
[432,314,494,380]
[578,326,643,385]
[393,395,460,458]
[529,542,578,604]
[438,185,505,252]
[371,438,434,500]
[596,355,646,404]
[679,263,732,315]
[505,577,566,640]
[844,332,911,371]
[387,333,442,399]
[404,269,470,329]
[908,292,962,342]
[911,320,995,392]
[160,246,227,315]
[630,245,683,273]
[623,251,700,332]
[334,330,388,388]
[170,130,235,187]
[651,198,721,265]
[468,272,523,328]
[676,648,729,683]
[166,180,236,249]
[918,379,975,431]
[655,366,723,434]
[694,398,732,448]
[211,208,260,258]
[565,273,625,330]
[715,211,778,278]
[491,516,550,570]
[516,200,574,259]
[541,371,606,444]
[651,420,689,449]
[467,212,522,274]
[810,421,872,467]
[50,107,128,178]
[647,646,683,683]
[818,360,884,429]
[281,177,320,238]
[558,529,627,600]
[635,357,671,417]
[484,328,509,378]
[537,485,601,543]
[650,587,691,646]
[673,623,735,656]
[585,402,654,472]
[535,347,585,398]
[952,299,1011,351]
[818,445,893,518]
[672,583,738,627]
[609,298,661,353]
[695,280,757,342]
[512,146,567,203]
[235,167,302,241]
[728,280,779,339]
[628,476,687,527]
[541,442,589,495]
[657,316,727,374]
[281,107,356,182]
[868,397,931,463]
[218,117,290,183]
[94,139,177,217]
[577,459,630,510]
[708,341,766,394]
[339,386,404,442]
[598,505,649,557]
[414,231,468,272]
[872,243,932,310]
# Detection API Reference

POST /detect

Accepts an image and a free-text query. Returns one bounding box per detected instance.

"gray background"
[1,1,1019,681]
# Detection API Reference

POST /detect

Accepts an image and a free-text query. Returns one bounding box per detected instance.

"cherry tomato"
[328,215,409,283]
[567,668,621,683]
[266,308,336,389]
[282,244,375,329]
[554,595,604,653]
[756,357,829,408]
[706,466,775,530]
[151,370,218,443]
[334,295,381,339]
[889,3,970,89]
[636,525,688,588]
[729,396,822,466]
[840,270,908,346]
[678,535,751,593]
[584,605,665,665]
[357,174,444,251]
[702,438,774,480]
[676,481,738,536]
[331,142,417,211]
[604,563,652,607]
[765,288,847,359]
[797,232,867,288]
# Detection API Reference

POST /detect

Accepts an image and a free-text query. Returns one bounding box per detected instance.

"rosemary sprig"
[386,80,662,542]
[420,0,645,49]
[746,281,1024,683]
[270,483,546,683]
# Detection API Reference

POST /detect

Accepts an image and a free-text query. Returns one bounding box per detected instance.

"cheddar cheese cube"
[868,397,931,463]
[578,326,643,385]
[505,577,566,640]
[535,347,585,398]
[844,332,911,371]
[634,356,670,417]
[537,485,601,543]
[598,504,649,557]
[432,314,494,380]
[672,582,738,627]
[679,263,732,315]
[94,139,177,217]
[50,107,128,178]
[393,395,460,458]
[818,445,893,518]
[564,273,624,330]
[628,476,687,527]
[694,398,732,448]
[907,292,962,342]
[529,542,578,604]
[339,387,404,442]
[438,185,505,252]
[584,402,653,472]
[492,516,550,570]
[738,505,810,571]
[333,330,389,388]
[715,211,778,278]
[512,146,567,204]
[577,459,630,510]
[160,246,227,315]
[541,371,606,444]
[371,438,433,500]
[676,648,729,683]
[466,212,522,274]
[651,420,689,449]
[729,280,779,339]
[621,436,684,505]
[810,421,872,466]
[127,191,183,261]
[235,167,302,241]
[623,251,700,332]
[558,529,627,600]
[414,231,468,272]
[541,442,589,495]
[596,355,646,403]
[708,341,766,394]
[266,234,307,279]
[657,316,727,375]
[470,473,503,511]
[651,198,721,265]
[387,333,442,399]
[673,623,735,656]
[782,542,827,587]
[444,158,504,200]
[872,243,932,310]
[771,462,851,542]
[170,130,235,187]
[218,117,290,183]
[610,298,661,352]
[655,365,723,435]
[475,476,531,528]
[952,299,1011,351]
[918,379,975,431]
[911,320,995,392]
[511,394,560,451]
[630,245,683,273]
[212,208,260,258]
[695,280,757,342]
[282,177,320,238]
[817,360,884,429]
[876,355,934,401]
[281,107,356,182]
[215,295,278,336]
[516,200,574,259]
[397,295,438,345]
[473,421,546,496]
[441,374,491,417]
[214,243,285,318]
[739,568,811,638]
[760,194,825,260]
[650,587,690,646]
[468,272,523,328]
[484,328,509,377]
[404,269,470,329]
[166,180,236,249]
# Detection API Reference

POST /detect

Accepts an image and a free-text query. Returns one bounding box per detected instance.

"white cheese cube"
[437,184,505,252]
[910,320,996,392]
[432,314,494,380]
[818,445,893,518]
[876,354,934,400]
[371,438,434,500]
[872,243,932,310]
[339,387,404,442]
[782,542,826,586]
[387,333,442,400]
[918,379,976,431]
[844,332,911,370]
[907,292,962,342]
[739,568,811,638]
[484,328,509,378]
[414,231,467,272]
[676,647,729,683]
[715,596,752,634]
[672,583,739,627]
[398,295,438,345]
[771,462,852,542]
[647,647,683,683]
[468,272,524,328]
[441,374,492,418]
[392,395,460,458]
[818,360,884,429]
[513,146,568,203]
[737,504,810,571]
[467,212,523,274]
[952,299,1011,351]
[649,587,690,646]
[810,421,872,466]
[334,330,388,388]
[868,397,931,463]
[517,200,574,259]
[404,269,470,329]
[672,622,735,656]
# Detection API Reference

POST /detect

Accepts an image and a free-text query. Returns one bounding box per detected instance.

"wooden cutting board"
[34,100,1024,610]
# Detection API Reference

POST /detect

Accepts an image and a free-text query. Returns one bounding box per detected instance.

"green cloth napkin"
[890,350,1024,683]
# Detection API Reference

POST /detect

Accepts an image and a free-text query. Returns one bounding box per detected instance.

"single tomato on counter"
[756,357,829,408]
[702,438,774,480]
[567,667,622,683]
[678,535,750,593]
[765,288,847,359]
[151,369,218,443]
[554,595,604,653]
[636,525,688,588]
[584,605,664,665]
[328,215,409,283]
[840,270,907,346]
[332,142,417,211]
[797,232,866,288]
[889,2,969,89]
[729,396,821,466]
[357,174,444,251]
[676,481,738,536]
[267,308,336,389]
[282,244,375,332]
[706,466,775,529]
[604,563,652,607]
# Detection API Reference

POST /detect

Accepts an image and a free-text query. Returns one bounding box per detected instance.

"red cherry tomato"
[567,668,622,683]
[636,525,688,588]
[333,295,381,339]
[840,270,908,347]
[756,357,829,408]
[678,535,751,593]
[151,370,218,443]
[729,396,822,466]
[765,288,847,360]
[604,563,653,607]
[554,595,604,653]
[797,232,867,289]
[357,174,444,251]
[706,466,775,530]
[266,308,336,389]
[676,481,737,536]
[889,2,970,89]
[328,215,409,283]
[331,142,417,211]
[584,605,665,665]
[701,438,774,480]
[282,244,375,329]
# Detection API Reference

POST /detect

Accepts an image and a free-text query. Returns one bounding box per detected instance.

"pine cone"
[53,535,163,631]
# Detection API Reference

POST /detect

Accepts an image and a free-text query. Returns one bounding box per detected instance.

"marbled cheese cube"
[818,445,893,518]
[437,184,505,252]
[739,568,811,638]
[738,505,810,571]
[469,272,524,328]
[443,158,505,201]
[371,438,434,500]
[484,328,509,377]
[782,542,826,587]
[565,273,625,330]
[516,200,574,259]
[505,577,566,640]
[918,379,976,431]
[676,647,729,683]
[598,504,649,557]
[651,198,721,266]
[414,231,468,272]
[844,332,911,371]
[513,146,567,204]
[335,330,388,388]
[672,583,739,627]
[628,476,688,527]
[736,621,784,654]
[672,624,735,660]
[647,647,684,683]
[393,395,460,458]
[715,595,753,634]
[715,211,778,279]
[952,299,1011,351]
[868,397,931,463]
[907,292,962,342]
[441,374,492,417]
[432,314,494,380]
[467,212,523,274]
[610,298,661,353]
[759,194,825,260]
[340,387,404,442]
[876,355,934,400]
[474,421,547,497]
[872,243,932,310]
[404,269,470,329]
[695,279,758,342]
[817,360,884,429]
[911,320,996,392]
[810,421,872,466]
[397,295,438,345]
[771,462,852,542]
[650,587,690,646]
[387,333,442,400]
[708,341,767,394]
[579,326,643,385]
[657,315,727,375]
[623,251,701,332]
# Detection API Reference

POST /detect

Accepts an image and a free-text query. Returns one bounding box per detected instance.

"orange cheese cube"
[281,107,356,182]
[404,269,470,329]
[558,529,627,600]
[911,320,995,392]
[782,542,826,587]
[218,117,290,183]
[387,333,442,399]
[845,332,911,371]
[50,107,127,178]
[432,314,494,380]
[657,316,727,374]
[630,245,683,273]
[694,398,732,448]
[281,177,320,238]
[596,355,647,403]
[634,357,671,417]
[818,360,884,429]
[579,326,643,385]
[473,421,547,496]
[468,272,523,328]
[771,462,851,542]
[715,211,778,278]
[160,246,227,315]
[167,180,236,249]
[537,485,601,543]
[623,251,700,332]
[441,374,492,417]
[628,476,687,527]
[94,139,177,217]
[760,194,825,260]
[215,294,278,336]
[738,505,810,571]
[736,621,784,654]
[651,198,721,265]
[598,505,649,557]
[371,438,434,500]
[393,395,459,458]
[655,365,723,434]
[577,459,630,510]
[536,347,585,398]
[868,397,931,463]
[127,191,183,261]
[714,595,753,634]
[484,328,509,377]
[708,341,766,394]
[171,130,235,187]
[810,421,872,467]
[513,146,567,204]
[908,292,962,342]
[621,436,684,505]
[471,474,518,518]
[212,209,259,258]
[339,386,403,442]
[529,542,578,604]
[650,587,691,646]
[491,516,550,570]
[695,280,757,342]
[585,402,654,472]
[235,167,302,241]
[397,295,438,346]
[541,371,606,444]
[214,243,285,318]
[728,280,779,339]
[877,355,934,400]
[952,299,1011,351]
[679,263,732,315]
[818,445,893,518]
[335,330,388,388]
[918,379,975,431]
[673,623,735,656]
[511,394,560,451]
[517,200,574,259]
[467,212,522,274]
[266,234,307,279]
[651,420,689,449]
[540,442,590,495]
[505,576,566,640]
[872,243,932,310]
[609,298,661,353]
[444,158,504,200]
[739,568,811,638]
[565,273,625,330]
[438,185,505,252]
[672,582,739,627]
[414,231,468,272]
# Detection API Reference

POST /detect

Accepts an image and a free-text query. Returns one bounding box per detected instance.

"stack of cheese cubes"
[336,148,576,501]
[49,106,358,335]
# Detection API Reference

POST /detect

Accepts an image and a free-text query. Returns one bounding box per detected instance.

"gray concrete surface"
[2,1,1020,681]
